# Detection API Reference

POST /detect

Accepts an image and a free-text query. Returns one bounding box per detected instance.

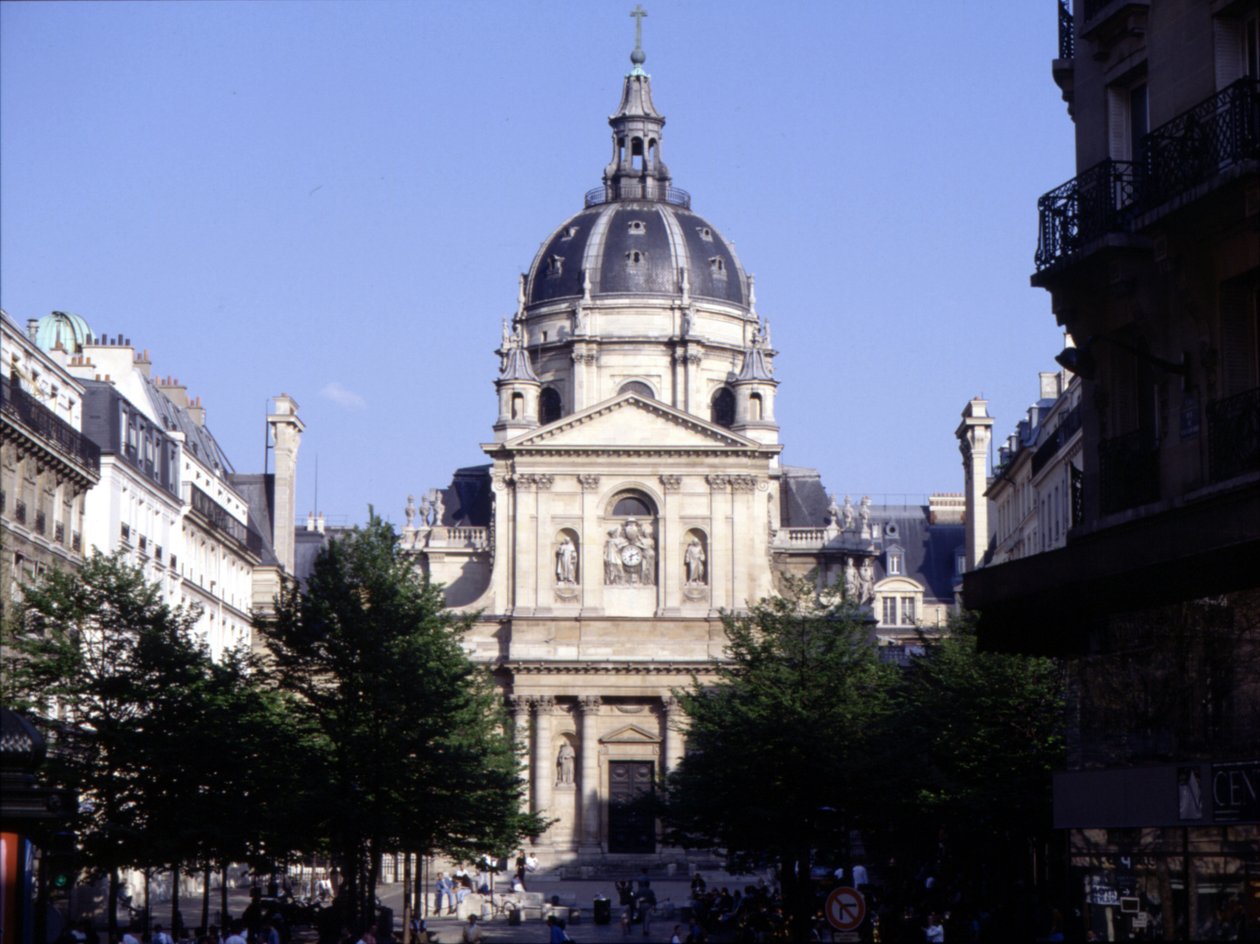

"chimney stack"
[267,394,304,575]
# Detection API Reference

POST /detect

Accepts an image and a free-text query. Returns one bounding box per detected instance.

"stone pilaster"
[661,695,685,774]
[577,695,603,852]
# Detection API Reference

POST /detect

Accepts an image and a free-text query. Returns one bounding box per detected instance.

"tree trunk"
[413,857,424,919]
[201,864,211,933]
[786,849,814,944]
[220,864,229,925]
[108,868,121,942]
[143,869,152,935]
[171,865,180,935]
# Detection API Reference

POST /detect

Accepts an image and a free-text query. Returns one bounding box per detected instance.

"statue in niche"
[684,538,706,586]
[404,495,417,529]
[556,535,578,585]
[604,517,656,586]
[844,557,859,600]
[842,495,856,531]
[556,741,575,785]
[859,557,875,603]
[826,493,841,529]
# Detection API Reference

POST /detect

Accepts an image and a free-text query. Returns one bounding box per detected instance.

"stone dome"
[525,197,749,308]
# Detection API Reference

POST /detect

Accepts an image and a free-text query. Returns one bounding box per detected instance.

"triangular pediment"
[504,394,762,451]
[601,723,661,744]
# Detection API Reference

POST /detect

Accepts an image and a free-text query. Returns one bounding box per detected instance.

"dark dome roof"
[526,199,749,308]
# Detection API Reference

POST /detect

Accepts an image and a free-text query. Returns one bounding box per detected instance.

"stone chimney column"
[268,394,304,575]
[956,398,994,571]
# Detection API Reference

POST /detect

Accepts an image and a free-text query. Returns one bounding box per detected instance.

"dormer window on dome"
[709,257,726,277]
[628,219,646,235]
[627,249,645,266]
[547,255,565,278]
[561,226,579,241]
[697,226,713,241]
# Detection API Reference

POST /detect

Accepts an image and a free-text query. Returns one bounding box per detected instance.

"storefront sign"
[1212,761,1259,823]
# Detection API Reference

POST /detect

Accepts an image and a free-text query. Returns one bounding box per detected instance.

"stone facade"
[399,36,964,866]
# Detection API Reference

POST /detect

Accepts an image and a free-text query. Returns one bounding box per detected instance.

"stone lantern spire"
[602,5,672,202]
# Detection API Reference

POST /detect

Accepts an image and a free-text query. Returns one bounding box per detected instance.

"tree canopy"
[254,513,541,929]
[662,577,896,941]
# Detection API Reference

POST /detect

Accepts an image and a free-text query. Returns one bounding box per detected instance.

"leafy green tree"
[254,513,541,930]
[1,552,212,939]
[871,615,1065,904]
[662,577,896,943]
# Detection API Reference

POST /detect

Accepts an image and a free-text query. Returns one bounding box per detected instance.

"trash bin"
[507,904,521,927]
[593,897,611,925]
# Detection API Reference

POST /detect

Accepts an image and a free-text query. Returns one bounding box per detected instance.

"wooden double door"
[607,760,655,853]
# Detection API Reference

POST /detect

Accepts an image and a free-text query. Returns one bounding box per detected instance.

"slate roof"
[228,473,280,566]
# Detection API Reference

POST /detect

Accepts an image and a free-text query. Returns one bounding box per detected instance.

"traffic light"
[45,830,77,893]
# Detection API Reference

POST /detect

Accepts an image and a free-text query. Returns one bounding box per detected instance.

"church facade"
[401,35,964,866]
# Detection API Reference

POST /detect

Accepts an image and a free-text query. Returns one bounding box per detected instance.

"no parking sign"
[824,885,866,933]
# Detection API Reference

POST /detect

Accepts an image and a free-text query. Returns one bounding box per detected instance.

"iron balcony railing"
[189,484,264,555]
[1,374,101,473]
[1035,160,1138,271]
[1098,429,1160,515]
[1035,77,1260,272]
[1140,77,1260,208]
[1207,386,1260,484]
[1058,0,1074,60]
[1031,403,1083,476]
[584,185,692,209]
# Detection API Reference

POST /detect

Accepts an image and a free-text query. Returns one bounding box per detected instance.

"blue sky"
[1,1,1075,527]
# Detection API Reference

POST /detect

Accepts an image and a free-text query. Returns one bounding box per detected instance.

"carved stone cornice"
[659,475,682,492]
[571,351,599,366]
[578,474,601,491]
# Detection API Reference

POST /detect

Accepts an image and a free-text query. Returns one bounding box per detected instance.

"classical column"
[510,695,532,812]
[661,696,686,774]
[531,696,556,830]
[577,696,603,851]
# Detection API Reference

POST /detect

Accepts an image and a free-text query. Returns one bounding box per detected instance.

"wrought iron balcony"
[189,484,264,555]
[1139,77,1260,209]
[1098,429,1160,515]
[1031,403,1082,476]
[1035,160,1138,271]
[1207,386,1260,484]
[1034,77,1259,273]
[1058,0,1074,60]
[1,374,101,473]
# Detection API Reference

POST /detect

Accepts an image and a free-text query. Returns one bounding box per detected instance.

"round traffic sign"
[824,885,866,932]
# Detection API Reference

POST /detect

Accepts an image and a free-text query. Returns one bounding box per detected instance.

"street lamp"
[1055,334,1189,385]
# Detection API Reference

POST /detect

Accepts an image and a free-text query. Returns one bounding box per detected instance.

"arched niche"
[682,529,708,588]
[604,489,658,587]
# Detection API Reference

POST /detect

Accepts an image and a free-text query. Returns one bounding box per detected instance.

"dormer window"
[547,255,565,278]
[709,256,726,277]
[887,546,904,576]
[628,220,646,235]
[561,226,579,241]
[626,249,645,267]
[697,226,713,241]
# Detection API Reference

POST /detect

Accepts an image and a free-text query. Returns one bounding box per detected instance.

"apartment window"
[882,597,897,626]
[900,597,916,626]
[1107,75,1147,163]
